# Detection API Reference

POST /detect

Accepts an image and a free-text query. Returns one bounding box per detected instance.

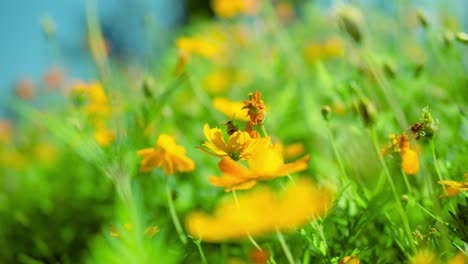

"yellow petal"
[401,149,419,175]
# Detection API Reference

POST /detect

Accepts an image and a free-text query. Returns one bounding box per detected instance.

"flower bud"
[455,32,468,45]
[337,6,363,44]
[357,97,377,126]
[321,105,332,121]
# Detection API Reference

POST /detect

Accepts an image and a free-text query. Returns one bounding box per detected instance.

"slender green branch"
[193,239,208,264]
[276,228,294,264]
[166,179,188,245]
[370,128,416,253]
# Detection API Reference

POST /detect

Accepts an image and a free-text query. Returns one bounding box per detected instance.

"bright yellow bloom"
[137,134,195,175]
[401,149,419,175]
[209,139,310,191]
[186,178,334,242]
[197,123,265,161]
[447,252,467,264]
[438,173,468,197]
[212,98,250,122]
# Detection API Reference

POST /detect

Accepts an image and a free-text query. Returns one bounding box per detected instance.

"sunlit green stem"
[166,179,188,245]
[259,123,269,137]
[370,128,416,253]
[193,239,208,264]
[400,169,413,194]
[276,228,294,264]
[430,139,454,210]
[232,190,263,251]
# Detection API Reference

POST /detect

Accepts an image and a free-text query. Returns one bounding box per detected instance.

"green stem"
[193,239,208,264]
[166,179,188,245]
[431,139,453,209]
[232,190,263,251]
[276,228,294,264]
[370,128,416,253]
[259,123,269,137]
[400,169,413,194]
[325,122,350,186]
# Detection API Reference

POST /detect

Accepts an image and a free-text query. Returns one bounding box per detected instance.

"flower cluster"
[198,90,310,191]
[382,132,419,175]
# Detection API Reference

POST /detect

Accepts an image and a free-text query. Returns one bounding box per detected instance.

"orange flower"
[438,173,468,197]
[339,256,360,264]
[243,90,266,126]
[185,178,334,242]
[209,139,310,191]
[197,123,266,161]
[137,134,195,175]
[382,132,419,175]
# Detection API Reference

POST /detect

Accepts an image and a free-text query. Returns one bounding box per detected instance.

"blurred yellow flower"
[382,132,419,175]
[94,126,115,147]
[86,82,111,117]
[212,98,250,122]
[438,173,468,198]
[209,139,310,191]
[34,142,59,167]
[409,249,437,264]
[339,256,360,264]
[303,37,344,63]
[277,142,306,160]
[186,178,333,242]
[137,134,195,175]
[447,252,467,264]
[203,70,231,94]
[212,0,259,18]
[176,37,219,59]
[197,123,265,161]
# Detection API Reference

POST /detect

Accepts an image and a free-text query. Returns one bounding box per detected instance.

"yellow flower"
[212,0,242,18]
[212,98,250,122]
[186,178,333,242]
[382,132,419,175]
[203,71,231,94]
[197,123,265,161]
[438,173,468,197]
[209,139,310,191]
[137,134,195,175]
[176,37,219,59]
[94,127,115,147]
[409,249,437,264]
[447,252,467,264]
[339,256,360,264]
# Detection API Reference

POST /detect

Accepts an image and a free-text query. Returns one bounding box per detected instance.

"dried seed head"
[337,6,363,43]
[321,105,332,121]
[357,97,377,126]
[416,10,429,28]
[142,77,155,99]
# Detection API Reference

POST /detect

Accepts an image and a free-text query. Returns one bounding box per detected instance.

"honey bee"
[410,122,425,140]
[221,120,239,136]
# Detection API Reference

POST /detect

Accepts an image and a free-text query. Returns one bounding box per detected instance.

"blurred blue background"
[0,0,466,117]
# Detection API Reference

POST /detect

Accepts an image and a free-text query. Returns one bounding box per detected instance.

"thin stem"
[325,122,349,186]
[430,140,455,211]
[193,239,208,264]
[276,228,294,264]
[232,190,263,251]
[370,128,416,253]
[400,169,413,194]
[166,179,188,245]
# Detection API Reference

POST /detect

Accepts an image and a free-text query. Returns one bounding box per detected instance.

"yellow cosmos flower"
[212,0,259,18]
[197,123,265,161]
[137,134,195,175]
[209,139,310,191]
[186,178,334,242]
[438,173,468,197]
[409,249,437,264]
[94,127,115,147]
[212,98,250,122]
[203,71,231,94]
